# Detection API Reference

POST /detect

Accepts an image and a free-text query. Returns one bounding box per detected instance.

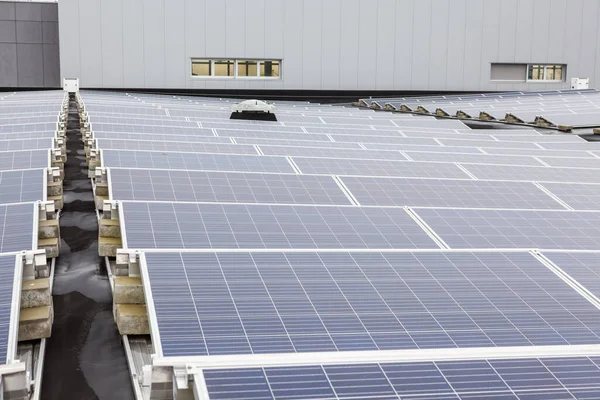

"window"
[191,59,281,79]
[191,59,211,76]
[527,64,565,82]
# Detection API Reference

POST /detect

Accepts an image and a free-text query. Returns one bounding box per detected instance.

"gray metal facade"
[58,0,600,91]
[0,1,60,88]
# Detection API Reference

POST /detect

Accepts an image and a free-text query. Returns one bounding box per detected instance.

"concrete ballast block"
[19,301,53,341]
[38,237,60,258]
[21,278,51,308]
[99,236,122,257]
[95,182,109,197]
[38,219,60,239]
[114,304,150,335]
[47,180,63,197]
[99,218,121,238]
[114,276,145,304]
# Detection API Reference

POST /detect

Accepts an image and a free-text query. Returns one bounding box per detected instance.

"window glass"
[214,60,235,77]
[528,65,544,80]
[191,59,211,76]
[238,60,258,77]
[260,61,280,77]
[545,65,563,81]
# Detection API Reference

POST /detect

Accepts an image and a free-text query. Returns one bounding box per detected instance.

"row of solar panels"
[81,90,600,400]
[360,89,600,131]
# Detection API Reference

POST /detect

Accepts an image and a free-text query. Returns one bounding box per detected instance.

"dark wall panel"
[0,1,60,88]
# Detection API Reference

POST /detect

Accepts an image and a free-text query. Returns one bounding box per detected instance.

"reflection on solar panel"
[0,254,15,364]
[144,251,600,357]
[0,170,44,205]
[0,150,49,171]
[415,208,600,250]
[538,182,600,211]
[543,252,600,299]
[96,139,257,155]
[203,356,600,400]
[123,203,437,250]
[462,164,600,184]
[341,177,563,209]
[101,150,294,173]
[110,169,351,205]
[292,157,470,178]
[0,203,34,252]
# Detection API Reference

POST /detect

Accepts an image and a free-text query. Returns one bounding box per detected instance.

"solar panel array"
[80,90,600,399]
[362,89,600,131]
[0,90,65,370]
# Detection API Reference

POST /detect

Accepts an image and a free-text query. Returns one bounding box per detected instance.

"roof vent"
[230,100,277,121]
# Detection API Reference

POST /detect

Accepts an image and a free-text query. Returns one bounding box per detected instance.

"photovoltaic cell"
[203,356,600,400]
[542,252,600,299]
[362,143,484,154]
[95,139,258,155]
[292,157,471,179]
[462,164,600,184]
[101,150,294,173]
[0,139,53,152]
[110,169,351,205]
[539,182,600,211]
[144,251,600,357]
[0,170,44,204]
[92,132,233,144]
[406,151,543,166]
[415,208,600,250]
[340,177,564,209]
[91,124,213,136]
[0,203,34,252]
[0,254,16,364]
[123,202,437,250]
[538,157,600,169]
[259,145,406,161]
[0,150,48,171]
[233,137,363,149]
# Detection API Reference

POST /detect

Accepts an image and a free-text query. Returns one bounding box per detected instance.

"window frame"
[526,64,565,83]
[190,59,282,79]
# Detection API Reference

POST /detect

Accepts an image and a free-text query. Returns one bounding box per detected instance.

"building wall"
[58,0,600,91]
[0,1,60,88]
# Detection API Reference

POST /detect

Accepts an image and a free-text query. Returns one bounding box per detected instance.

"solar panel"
[0,150,49,171]
[91,124,213,136]
[415,208,600,250]
[122,203,437,250]
[438,139,543,150]
[0,123,56,133]
[462,164,600,184]
[233,137,363,149]
[92,132,233,144]
[216,129,331,142]
[259,145,406,161]
[0,254,16,364]
[143,251,600,357]
[542,252,600,300]
[0,170,44,205]
[363,143,484,154]
[101,150,294,173]
[0,203,34,252]
[478,147,595,158]
[341,177,563,209]
[538,182,600,211]
[96,139,257,155]
[110,169,351,205]
[0,132,56,141]
[538,157,600,169]
[292,157,471,179]
[328,134,438,146]
[0,139,53,152]
[406,152,543,166]
[203,356,600,400]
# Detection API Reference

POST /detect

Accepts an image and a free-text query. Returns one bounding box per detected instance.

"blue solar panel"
[415,209,600,250]
[144,251,600,357]
[542,252,600,299]
[203,356,600,400]
[0,150,49,171]
[110,169,351,205]
[0,254,15,364]
[0,203,34,252]
[101,150,295,173]
[0,170,44,205]
[123,203,437,250]
[539,182,600,211]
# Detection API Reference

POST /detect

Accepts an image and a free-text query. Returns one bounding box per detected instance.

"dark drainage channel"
[41,94,134,399]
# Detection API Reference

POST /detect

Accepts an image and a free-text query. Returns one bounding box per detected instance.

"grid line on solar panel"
[232,137,363,149]
[0,150,49,171]
[258,145,407,161]
[0,254,15,364]
[109,169,352,205]
[536,182,600,211]
[142,251,600,358]
[461,164,600,184]
[96,139,258,155]
[541,252,600,301]
[339,177,566,210]
[292,157,471,179]
[414,208,600,250]
[202,356,600,400]
[101,150,295,173]
[0,203,34,253]
[92,132,234,144]
[0,170,44,205]
[122,202,438,250]
[537,157,600,169]
[405,152,543,167]
[0,139,53,152]
[91,124,215,136]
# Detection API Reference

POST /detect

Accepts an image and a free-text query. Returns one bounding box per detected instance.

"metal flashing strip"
[533,182,574,210]
[138,252,164,357]
[332,175,360,206]
[405,207,450,249]
[6,254,22,364]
